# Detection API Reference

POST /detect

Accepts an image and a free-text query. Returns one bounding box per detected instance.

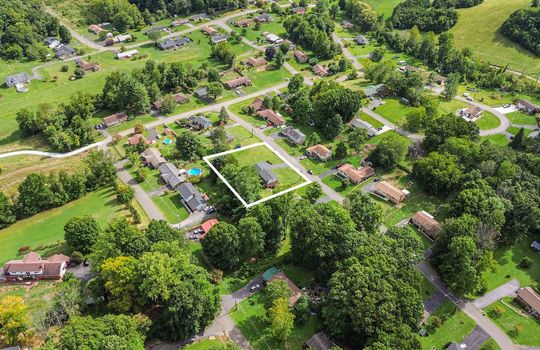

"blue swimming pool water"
[163,139,172,145]
[187,168,202,176]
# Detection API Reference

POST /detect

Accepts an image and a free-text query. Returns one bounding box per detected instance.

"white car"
[463,92,470,97]
[466,96,474,101]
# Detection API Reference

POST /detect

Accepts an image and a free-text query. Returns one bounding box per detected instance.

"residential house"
[54,45,77,59]
[431,75,446,86]
[294,50,308,63]
[516,287,540,318]
[312,64,329,77]
[112,34,132,44]
[178,182,207,212]
[4,73,30,92]
[234,19,253,27]
[127,133,149,146]
[373,181,408,204]
[171,19,189,27]
[351,119,379,137]
[281,127,306,145]
[355,35,368,45]
[75,59,101,72]
[532,240,540,253]
[145,25,168,35]
[211,34,229,44]
[195,87,209,99]
[44,37,61,49]
[224,76,252,89]
[338,164,374,184]
[250,97,264,111]
[242,56,267,68]
[342,20,354,29]
[255,161,279,188]
[257,109,285,126]
[306,144,332,161]
[265,269,302,306]
[517,99,540,115]
[153,93,189,110]
[200,219,219,239]
[265,33,283,44]
[158,162,186,189]
[411,211,442,240]
[141,148,166,168]
[255,13,273,23]
[88,24,103,34]
[3,252,70,282]
[116,49,138,59]
[157,36,191,50]
[102,111,128,128]
[305,332,336,350]
[189,115,213,129]
[202,26,218,36]
[399,65,426,74]
[191,13,208,21]
[147,127,159,143]
[460,106,483,122]
[291,7,306,15]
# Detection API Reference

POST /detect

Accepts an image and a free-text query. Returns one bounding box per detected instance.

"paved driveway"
[472,279,520,309]
[462,326,490,350]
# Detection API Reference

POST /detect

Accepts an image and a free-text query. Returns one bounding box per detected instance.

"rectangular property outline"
[203,142,312,208]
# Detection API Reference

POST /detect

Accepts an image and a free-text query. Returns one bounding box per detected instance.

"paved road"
[473,279,520,310]
[462,326,490,350]
[0,142,100,159]
[362,107,423,142]
[115,159,165,220]
[455,96,511,136]
[417,261,517,350]
[332,32,363,71]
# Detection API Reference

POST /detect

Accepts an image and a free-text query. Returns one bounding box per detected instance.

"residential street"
[331,32,363,71]
[472,279,520,309]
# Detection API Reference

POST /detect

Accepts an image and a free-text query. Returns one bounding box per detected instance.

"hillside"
[450,0,540,74]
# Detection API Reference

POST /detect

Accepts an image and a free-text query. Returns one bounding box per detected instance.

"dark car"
[373,177,381,182]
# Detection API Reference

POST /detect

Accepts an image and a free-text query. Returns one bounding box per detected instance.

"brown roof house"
[306,144,332,161]
[250,97,264,111]
[516,287,540,318]
[201,26,218,36]
[153,93,189,110]
[224,76,252,89]
[242,56,267,68]
[103,111,128,128]
[294,50,308,63]
[411,210,442,240]
[257,109,285,126]
[517,99,540,115]
[3,252,70,282]
[234,18,253,27]
[141,148,166,168]
[75,59,101,72]
[373,181,408,204]
[337,164,374,184]
[460,106,483,122]
[312,64,329,77]
[88,24,103,34]
[305,332,336,350]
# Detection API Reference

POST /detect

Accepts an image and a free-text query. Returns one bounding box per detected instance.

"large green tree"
[64,216,101,254]
[344,191,383,234]
[412,151,463,195]
[176,131,203,160]
[201,222,241,271]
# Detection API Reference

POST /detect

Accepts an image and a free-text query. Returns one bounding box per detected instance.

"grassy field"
[151,192,190,224]
[0,280,58,319]
[182,339,228,350]
[507,127,534,137]
[506,111,538,126]
[485,299,540,346]
[358,111,385,128]
[230,292,319,350]
[0,187,125,264]
[229,14,287,43]
[364,0,402,17]
[482,239,540,292]
[481,134,509,146]
[450,0,540,75]
[476,112,501,130]
[420,300,476,350]
[374,98,418,126]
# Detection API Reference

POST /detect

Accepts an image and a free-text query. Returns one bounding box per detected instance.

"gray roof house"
[178,183,207,212]
[195,87,208,98]
[351,118,378,137]
[281,127,306,145]
[305,332,335,350]
[211,34,229,44]
[4,73,30,88]
[532,240,540,252]
[158,162,186,189]
[189,115,213,129]
[54,45,77,59]
[157,36,191,50]
[355,35,368,45]
[255,161,279,188]
[191,13,208,21]
[44,37,61,48]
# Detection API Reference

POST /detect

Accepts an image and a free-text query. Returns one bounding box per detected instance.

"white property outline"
[203,142,312,208]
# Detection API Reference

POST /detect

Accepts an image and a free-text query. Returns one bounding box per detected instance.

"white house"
[116,49,138,59]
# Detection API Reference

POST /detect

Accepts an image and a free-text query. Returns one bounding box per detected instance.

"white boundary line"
[203,142,311,208]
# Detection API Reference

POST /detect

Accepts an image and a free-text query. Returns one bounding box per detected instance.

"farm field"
[0,187,125,264]
[450,0,540,75]
[485,299,540,346]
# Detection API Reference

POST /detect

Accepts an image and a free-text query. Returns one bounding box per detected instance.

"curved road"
[455,96,511,136]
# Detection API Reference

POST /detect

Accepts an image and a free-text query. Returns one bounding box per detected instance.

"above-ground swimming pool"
[187,168,202,176]
[163,139,172,145]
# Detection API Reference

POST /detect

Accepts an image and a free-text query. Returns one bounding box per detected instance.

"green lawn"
[507,127,533,137]
[450,0,540,75]
[481,134,509,146]
[420,275,437,302]
[374,98,418,126]
[476,112,501,130]
[364,0,403,17]
[437,98,467,115]
[485,300,540,346]
[0,187,125,264]
[483,239,540,292]
[226,125,262,146]
[151,191,190,224]
[230,292,319,350]
[0,280,58,317]
[480,338,501,350]
[420,300,476,350]
[507,111,538,126]
[182,339,227,349]
[229,15,287,43]
[358,112,384,129]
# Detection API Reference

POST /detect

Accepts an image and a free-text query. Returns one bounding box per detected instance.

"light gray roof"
[147,127,158,141]
[351,118,378,136]
[355,35,368,44]
[282,127,306,144]
[157,36,191,50]
[532,241,540,251]
[305,332,334,350]
[195,87,208,97]
[158,162,185,188]
[44,37,59,45]
[191,13,207,20]
[178,183,206,211]
[189,115,212,128]
[255,162,278,185]
[212,34,228,43]
[178,182,198,200]
[55,45,76,58]
[4,73,30,87]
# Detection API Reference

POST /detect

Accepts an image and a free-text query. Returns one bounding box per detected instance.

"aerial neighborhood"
[1,0,540,350]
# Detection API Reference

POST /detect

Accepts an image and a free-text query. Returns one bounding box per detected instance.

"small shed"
[305,332,335,350]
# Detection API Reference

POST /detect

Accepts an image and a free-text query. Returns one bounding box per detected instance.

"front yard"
[485,299,540,346]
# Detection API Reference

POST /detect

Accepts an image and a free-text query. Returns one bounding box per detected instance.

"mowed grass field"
[364,0,402,17]
[450,0,540,75]
[0,187,125,264]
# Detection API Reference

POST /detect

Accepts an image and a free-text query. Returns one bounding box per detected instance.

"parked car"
[250,284,261,293]
[307,170,314,175]
[374,177,381,182]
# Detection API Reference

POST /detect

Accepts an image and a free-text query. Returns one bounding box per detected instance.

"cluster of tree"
[0,150,116,228]
[432,0,483,7]
[127,0,247,22]
[85,218,221,341]
[283,12,338,58]
[368,132,409,169]
[88,0,144,32]
[211,41,236,66]
[288,78,362,138]
[16,93,96,151]
[389,0,459,33]
[501,8,540,56]
[340,0,378,31]
[0,0,69,61]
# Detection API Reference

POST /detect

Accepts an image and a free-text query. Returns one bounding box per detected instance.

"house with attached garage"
[54,45,77,59]
[88,24,103,34]
[460,106,483,122]
[373,181,408,204]
[255,161,279,188]
[517,99,540,115]
[234,19,253,27]
[102,111,128,127]
[4,72,30,93]
[516,287,540,318]
[255,13,273,23]
[211,34,229,44]
[351,118,379,137]
[157,36,191,50]
[312,64,329,77]
[355,35,368,45]
[158,162,186,189]
[257,109,285,126]
[178,182,208,212]
[44,37,61,49]
[224,76,252,89]
[337,164,374,184]
[265,33,283,44]
[202,25,218,36]
[3,252,70,282]
[281,127,306,145]
[294,50,309,63]
[306,144,332,161]
[75,59,101,72]
[189,115,213,129]
[171,19,189,27]
[141,148,166,168]
[242,56,267,68]
[411,210,442,240]
[250,97,265,111]
[116,49,138,60]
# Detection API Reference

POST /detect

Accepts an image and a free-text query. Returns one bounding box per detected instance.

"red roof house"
[257,109,285,126]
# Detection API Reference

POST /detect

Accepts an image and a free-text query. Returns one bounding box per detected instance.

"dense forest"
[125,0,247,22]
[501,7,540,56]
[0,0,63,60]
